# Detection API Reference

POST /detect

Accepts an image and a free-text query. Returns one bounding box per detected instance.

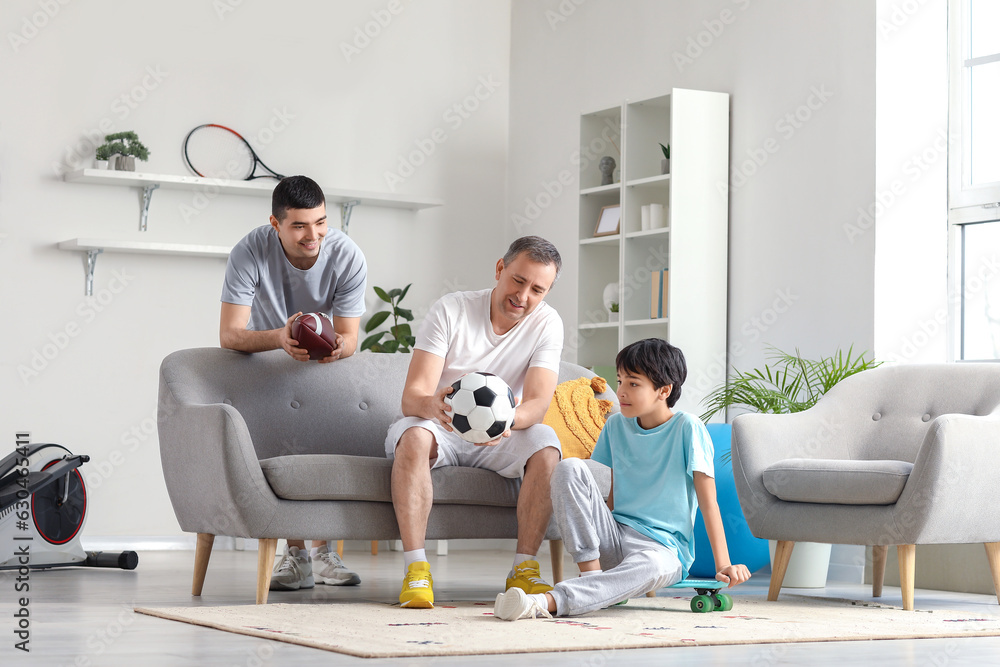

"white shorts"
[384,416,562,479]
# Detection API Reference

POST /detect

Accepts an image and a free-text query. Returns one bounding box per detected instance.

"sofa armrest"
[158,395,278,537]
[889,412,1000,544]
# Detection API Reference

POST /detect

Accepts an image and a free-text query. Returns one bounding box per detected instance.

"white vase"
[94,159,109,170]
[769,540,832,588]
[608,311,619,323]
[661,158,670,175]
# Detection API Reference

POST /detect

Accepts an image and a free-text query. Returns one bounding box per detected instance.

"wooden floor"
[4,546,1000,666]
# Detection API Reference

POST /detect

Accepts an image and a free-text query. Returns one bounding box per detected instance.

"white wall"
[507,0,876,382]
[507,0,875,580]
[873,0,949,363]
[0,0,511,539]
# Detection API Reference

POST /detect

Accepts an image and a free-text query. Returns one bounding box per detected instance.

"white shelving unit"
[63,168,444,232]
[57,238,232,296]
[575,89,730,415]
[60,169,445,295]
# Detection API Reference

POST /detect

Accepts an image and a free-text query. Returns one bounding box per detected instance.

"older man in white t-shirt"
[385,236,564,609]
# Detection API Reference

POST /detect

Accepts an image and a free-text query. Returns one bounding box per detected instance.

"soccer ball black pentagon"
[444,372,516,443]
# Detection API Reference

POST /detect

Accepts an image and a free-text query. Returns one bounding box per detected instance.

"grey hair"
[502,236,563,281]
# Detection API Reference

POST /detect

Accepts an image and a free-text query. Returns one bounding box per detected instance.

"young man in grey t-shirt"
[220,175,367,591]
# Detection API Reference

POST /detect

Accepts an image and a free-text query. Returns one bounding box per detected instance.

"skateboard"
[667,578,734,613]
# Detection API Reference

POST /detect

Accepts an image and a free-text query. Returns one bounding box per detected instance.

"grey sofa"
[731,363,1000,610]
[157,347,615,603]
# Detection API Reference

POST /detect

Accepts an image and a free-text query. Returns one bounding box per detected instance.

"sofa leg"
[256,538,278,605]
[192,533,215,596]
[371,540,379,555]
[336,540,344,557]
[872,545,888,598]
[549,539,564,584]
[898,544,916,611]
[984,543,1000,605]
[768,540,794,601]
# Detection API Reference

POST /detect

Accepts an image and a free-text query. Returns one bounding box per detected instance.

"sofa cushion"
[260,455,613,507]
[762,458,913,505]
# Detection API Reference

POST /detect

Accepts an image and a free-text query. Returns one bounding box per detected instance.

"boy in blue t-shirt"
[494,338,750,620]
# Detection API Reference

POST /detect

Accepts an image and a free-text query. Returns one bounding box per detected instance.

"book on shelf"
[650,268,669,318]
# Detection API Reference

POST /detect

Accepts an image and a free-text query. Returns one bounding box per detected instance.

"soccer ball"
[444,372,516,443]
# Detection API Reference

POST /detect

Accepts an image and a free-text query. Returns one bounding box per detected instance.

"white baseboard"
[78,537,522,553]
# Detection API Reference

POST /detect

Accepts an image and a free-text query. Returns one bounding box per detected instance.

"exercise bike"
[0,443,137,570]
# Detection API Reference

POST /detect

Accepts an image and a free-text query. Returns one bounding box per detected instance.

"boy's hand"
[716,564,751,587]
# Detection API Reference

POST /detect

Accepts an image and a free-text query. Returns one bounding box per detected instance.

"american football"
[291,312,337,360]
[445,372,516,443]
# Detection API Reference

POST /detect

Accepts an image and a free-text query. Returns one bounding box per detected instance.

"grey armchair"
[731,363,1000,610]
[157,348,615,603]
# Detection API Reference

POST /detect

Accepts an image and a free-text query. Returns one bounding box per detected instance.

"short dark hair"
[616,338,687,408]
[272,175,325,221]
[502,236,562,280]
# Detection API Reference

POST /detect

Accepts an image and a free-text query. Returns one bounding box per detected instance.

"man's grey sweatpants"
[548,458,683,617]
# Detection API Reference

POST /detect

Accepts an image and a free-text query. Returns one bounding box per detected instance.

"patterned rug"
[135,594,1000,658]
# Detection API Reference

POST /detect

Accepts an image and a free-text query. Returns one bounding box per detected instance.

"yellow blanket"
[543,376,614,459]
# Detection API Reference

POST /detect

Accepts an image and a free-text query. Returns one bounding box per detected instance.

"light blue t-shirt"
[591,410,714,575]
[221,225,367,331]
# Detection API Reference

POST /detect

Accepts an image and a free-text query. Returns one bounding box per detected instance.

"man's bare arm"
[400,349,453,426]
[219,302,309,361]
[511,366,558,429]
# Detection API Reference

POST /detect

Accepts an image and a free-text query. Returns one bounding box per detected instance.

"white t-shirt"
[416,288,563,398]
[221,224,367,331]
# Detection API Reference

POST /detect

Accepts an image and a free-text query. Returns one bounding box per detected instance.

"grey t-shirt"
[221,224,367,331]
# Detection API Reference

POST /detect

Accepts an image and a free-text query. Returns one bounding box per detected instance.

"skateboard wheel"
[715,592,734,612]
[691,595,714,613]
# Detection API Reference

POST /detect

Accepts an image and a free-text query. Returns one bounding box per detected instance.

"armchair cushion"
[762,458,913,505]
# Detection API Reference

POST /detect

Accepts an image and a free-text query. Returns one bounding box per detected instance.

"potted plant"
[361,284,416,353]
[96,131,150,171]
[700,345,881,587]
[659,142,670,175]
[608,302,619,323]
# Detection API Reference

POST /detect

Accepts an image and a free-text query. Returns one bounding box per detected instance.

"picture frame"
[593,204,621,237]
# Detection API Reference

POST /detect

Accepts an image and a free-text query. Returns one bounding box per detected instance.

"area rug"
[135,594,1000,659]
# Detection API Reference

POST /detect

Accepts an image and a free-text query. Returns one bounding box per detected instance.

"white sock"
[580,569,602,576]
[310,547,322,558]
[529,593,548,608]
[513,553,535,571]
[404,548,427,573]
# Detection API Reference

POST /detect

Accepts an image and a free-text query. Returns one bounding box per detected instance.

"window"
[949,0,1000,361]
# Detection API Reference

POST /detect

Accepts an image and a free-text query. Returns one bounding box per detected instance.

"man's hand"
[434,385,455,431]
[317,332,344,363]
[281,312,311,362]
[715,564,751,588]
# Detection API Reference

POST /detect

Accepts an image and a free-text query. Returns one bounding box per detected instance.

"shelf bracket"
[85,248,103,297]
[340,200,360,235]
[139,184,160,232]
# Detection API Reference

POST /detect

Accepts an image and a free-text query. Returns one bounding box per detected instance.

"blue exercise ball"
[689,423,770,577]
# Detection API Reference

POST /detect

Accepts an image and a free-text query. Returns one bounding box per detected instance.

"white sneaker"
[493,587,553,621]
[269,546,314,591]
[313,546,361,586]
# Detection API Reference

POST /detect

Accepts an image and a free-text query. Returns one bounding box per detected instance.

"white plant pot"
[608,312,619,323]
[769,540,832,588]
[94,159,109,170]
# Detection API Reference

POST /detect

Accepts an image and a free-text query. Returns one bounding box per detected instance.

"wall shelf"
[58,238,231,296]
[63,169,444,232]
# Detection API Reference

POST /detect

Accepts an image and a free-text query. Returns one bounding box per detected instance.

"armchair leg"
[985,542,1000,605]
[549,539,564,584]
[192,533,215,596]
[768,540,795,601]
[256,538,278,605]
[872,545,888,598]
[897,544,916,611]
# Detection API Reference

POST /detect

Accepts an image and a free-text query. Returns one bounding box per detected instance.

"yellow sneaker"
[505,559,553,594]
[399,561,434,608]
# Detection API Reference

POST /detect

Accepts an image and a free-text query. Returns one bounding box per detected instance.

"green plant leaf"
[390,323,412,339]
[398,283,412,303]
[374,286,391,303]
[360,331,384,350]
[394,307,414,321]
[382,339,400,353]
[388,288,402,300]
[364,310,390,333]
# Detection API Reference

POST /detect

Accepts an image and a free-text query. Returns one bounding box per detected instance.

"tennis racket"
[182,124,285,181]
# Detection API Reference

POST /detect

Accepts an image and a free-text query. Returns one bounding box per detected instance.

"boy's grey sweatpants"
[548,458,683,617]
